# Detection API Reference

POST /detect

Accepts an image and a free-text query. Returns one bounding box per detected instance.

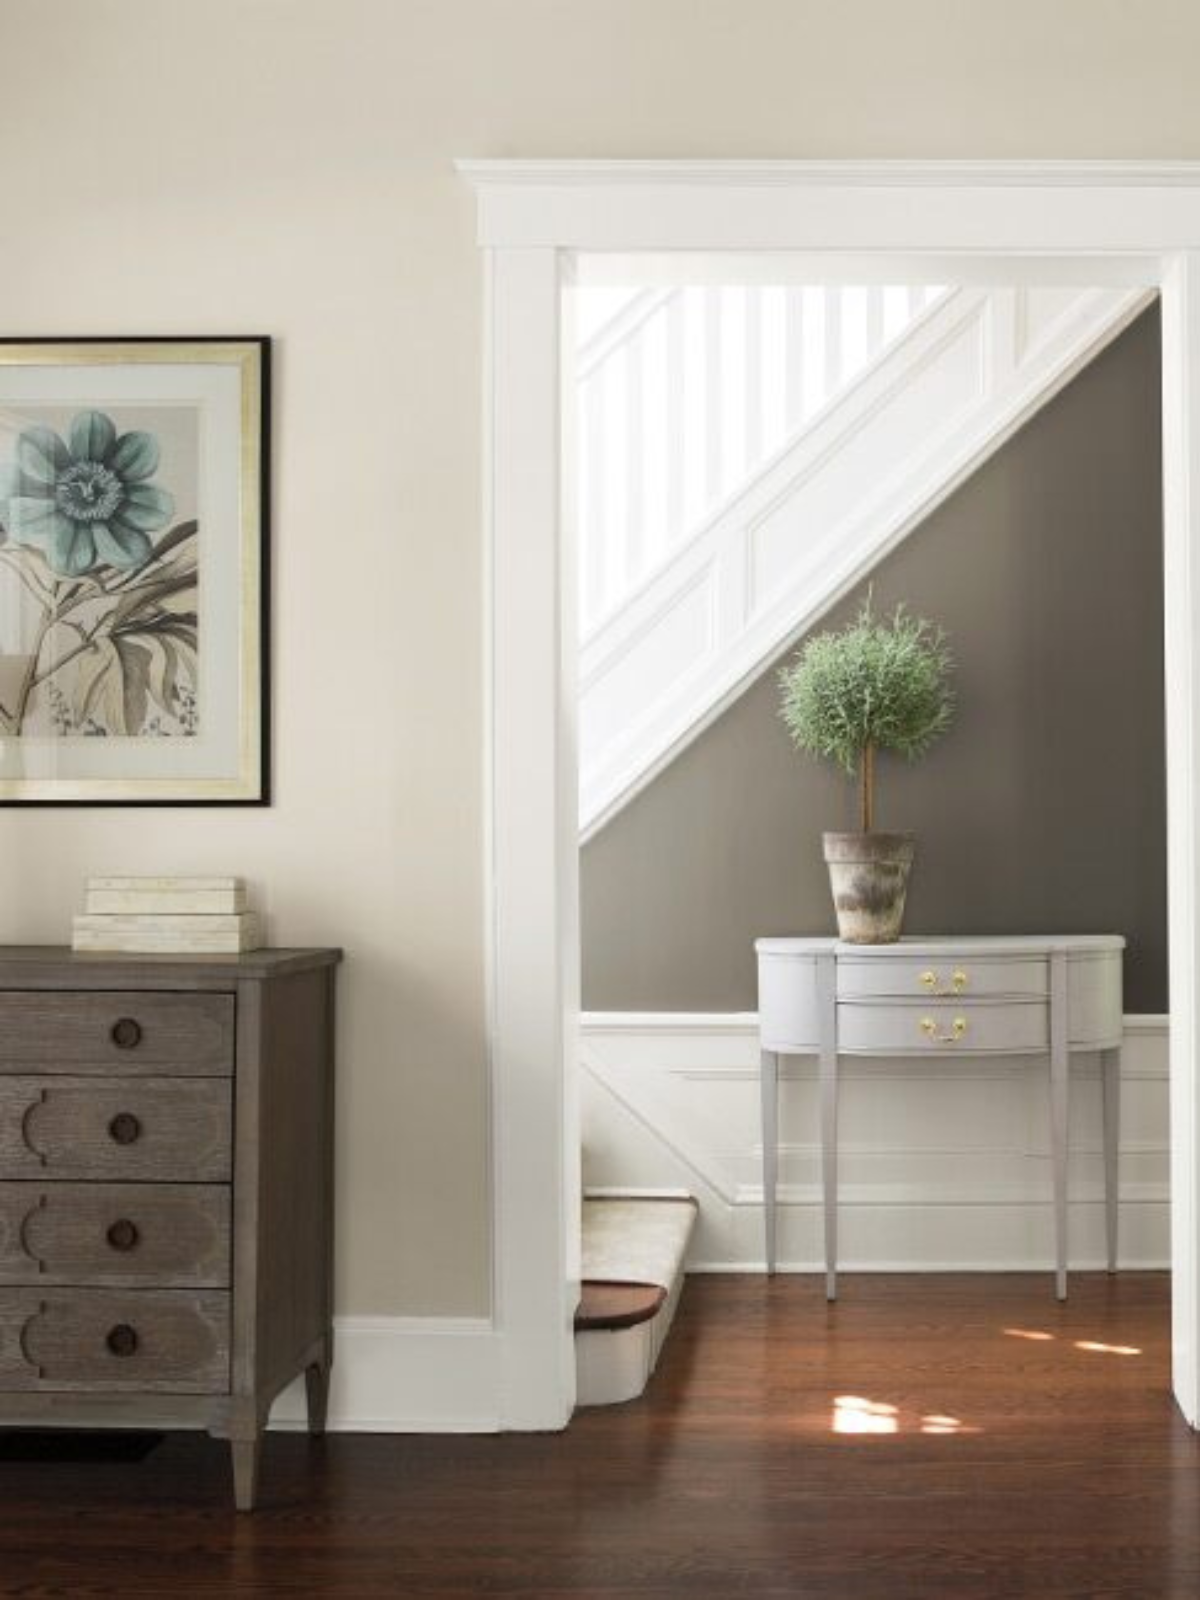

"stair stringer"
[579,284,1155,840]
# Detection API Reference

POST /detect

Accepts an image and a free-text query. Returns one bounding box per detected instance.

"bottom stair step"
[575,1196,697,1407]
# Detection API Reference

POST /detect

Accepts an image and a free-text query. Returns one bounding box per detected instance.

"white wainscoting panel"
[581,1012,1168,1272]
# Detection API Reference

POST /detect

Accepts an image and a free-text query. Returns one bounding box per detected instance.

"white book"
[86,886,248,915]
[88,875,243,893]
[72,912,263,955]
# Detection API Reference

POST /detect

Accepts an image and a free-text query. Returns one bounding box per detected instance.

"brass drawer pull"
[108,1112,142,1146]
[920,1016,968,1044]
[920,969,969,996]
[110,1017,143,1050]
[106,1218,140,1253]
[105,1323,139,1358]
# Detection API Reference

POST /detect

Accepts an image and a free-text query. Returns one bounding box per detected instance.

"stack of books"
[72,876,262,954]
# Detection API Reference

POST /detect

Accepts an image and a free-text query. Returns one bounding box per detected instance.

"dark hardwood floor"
[0,1273,1195,1598]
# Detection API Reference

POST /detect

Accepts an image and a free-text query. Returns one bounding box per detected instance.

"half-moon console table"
[754,936,1125,1301]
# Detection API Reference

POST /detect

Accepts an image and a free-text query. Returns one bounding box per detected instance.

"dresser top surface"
[756,934,1125,956]
[0,945,342,986]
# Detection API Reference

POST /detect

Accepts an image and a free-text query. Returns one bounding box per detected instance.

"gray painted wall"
[581,307,1167,1014]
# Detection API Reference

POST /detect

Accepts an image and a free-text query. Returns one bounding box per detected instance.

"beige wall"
[5,0,1199,1318]
[582,310,1166,1014]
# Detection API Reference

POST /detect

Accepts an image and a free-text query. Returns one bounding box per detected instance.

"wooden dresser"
[0,945,340,1511]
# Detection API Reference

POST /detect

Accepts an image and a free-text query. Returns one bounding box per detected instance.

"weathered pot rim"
[822,830,916,864]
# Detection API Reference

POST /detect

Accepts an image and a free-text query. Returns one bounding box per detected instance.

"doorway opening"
[568,249,1166,1410]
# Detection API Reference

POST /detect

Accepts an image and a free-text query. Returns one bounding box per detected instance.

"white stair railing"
[576,283,946,634]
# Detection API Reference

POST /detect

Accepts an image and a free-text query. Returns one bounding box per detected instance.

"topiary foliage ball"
[778,599,955,780]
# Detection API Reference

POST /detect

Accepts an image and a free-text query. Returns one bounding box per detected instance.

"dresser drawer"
[0,991,234,1076]
[837,956,1049,1002]
[0,1184,230,1288]
[0,1078,231,1181]
[0,1289,229,1393]
[838,999,1049,1055]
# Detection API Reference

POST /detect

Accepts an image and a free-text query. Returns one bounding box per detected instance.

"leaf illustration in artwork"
[118,614,198,721]
[114,636,152,733]
[64,519,200,733]
[73,637,126,732]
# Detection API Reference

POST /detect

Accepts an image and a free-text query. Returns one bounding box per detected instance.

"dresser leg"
[231,1435,262,1513]
[1102,1046,1121,1274]
[306,1357,330,1438]
[761,1050,779,1275]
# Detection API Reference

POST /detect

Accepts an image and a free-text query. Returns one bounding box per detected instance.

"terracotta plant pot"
[822,831,916,944]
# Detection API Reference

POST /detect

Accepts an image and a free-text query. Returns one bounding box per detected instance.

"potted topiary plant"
[777,596,955,943]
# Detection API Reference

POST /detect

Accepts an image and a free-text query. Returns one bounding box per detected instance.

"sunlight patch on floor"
[831,1396,980,1437]
[1001,1327,1142,1357]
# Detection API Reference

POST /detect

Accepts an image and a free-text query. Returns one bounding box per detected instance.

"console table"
[0,946,340,1511]
[755,936,1124,1300]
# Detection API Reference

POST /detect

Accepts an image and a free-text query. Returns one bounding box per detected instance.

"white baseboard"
[269,1316,500,1433]
[581,1010,1170,1273]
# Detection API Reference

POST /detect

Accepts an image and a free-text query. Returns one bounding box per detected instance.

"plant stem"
[859,741,875,834]
[12,596,57,733]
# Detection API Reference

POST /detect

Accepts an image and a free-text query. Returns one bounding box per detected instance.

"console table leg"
[1050,953,1070,1301]
[761,1049,779,1275]
[818,956,838,1302]
[1102,1046,1121,1274]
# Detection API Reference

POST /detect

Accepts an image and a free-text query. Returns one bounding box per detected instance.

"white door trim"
[461,160,1200,1429]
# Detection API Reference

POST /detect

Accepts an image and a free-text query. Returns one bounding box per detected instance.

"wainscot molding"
[270,1317,500,1434]
[581,1011,1169,1274]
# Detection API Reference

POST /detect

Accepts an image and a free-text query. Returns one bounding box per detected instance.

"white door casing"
[460,161,1200,1431]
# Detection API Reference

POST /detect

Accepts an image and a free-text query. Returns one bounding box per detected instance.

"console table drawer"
[0,992,234,1075]
[0,1184,230,1288]
[838,999,1049,1055]
[837,956,1048,1001]
[0,1079,231,1181]
[0,1289,229,1393]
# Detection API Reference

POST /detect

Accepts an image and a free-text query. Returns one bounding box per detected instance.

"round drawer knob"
[110,1017,143,1050]
[106,1218,140,1253]
[107,1112,142,1146]
[105,1323,139,1358]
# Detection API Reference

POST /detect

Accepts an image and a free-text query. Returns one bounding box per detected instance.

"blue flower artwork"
[0,408,198,738]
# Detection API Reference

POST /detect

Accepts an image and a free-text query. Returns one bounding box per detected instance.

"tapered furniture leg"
[1050,953,1070,1301]
[231,1435,262,1513]
[761,1050,779,1275]
[306,1357,330,1438]
[1101,1046,1121,1274]
[818,955,838,1302]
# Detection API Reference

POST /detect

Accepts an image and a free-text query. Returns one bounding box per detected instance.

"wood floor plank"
[0,1273,1195,1597]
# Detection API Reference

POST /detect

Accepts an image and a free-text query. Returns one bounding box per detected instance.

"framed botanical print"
[0,337,268,803]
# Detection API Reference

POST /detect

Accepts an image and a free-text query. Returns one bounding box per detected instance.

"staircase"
[577,279,1154,838]
[575,1194,697,1406]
